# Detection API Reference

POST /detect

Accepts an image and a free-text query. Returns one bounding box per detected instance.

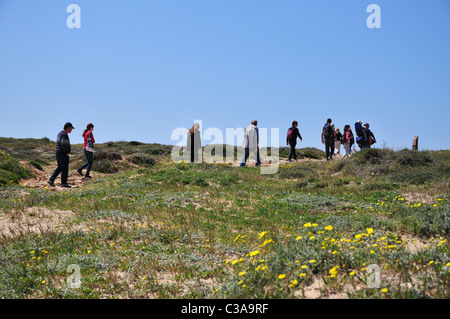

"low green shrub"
[0,150,32,186]
[128,153,156,167]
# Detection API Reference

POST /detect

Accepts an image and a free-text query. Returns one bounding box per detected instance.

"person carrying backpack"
[286,120,303,162]
[364,123,376,148]
[355,120,368,149]
[321,118,337,161]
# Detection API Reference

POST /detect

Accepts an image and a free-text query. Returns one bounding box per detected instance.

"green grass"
[0,139,449,299]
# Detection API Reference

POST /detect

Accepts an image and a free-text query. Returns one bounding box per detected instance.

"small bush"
[142,145,172,156]
[396,149,434,167]
[94,152,122,161]
[128,153,156,167]
[278,166,315,179]
[388,171,435,185]
[28,160,43,171]
[0,150,32,185]
[128,141,144,146]
[92,160,119,173]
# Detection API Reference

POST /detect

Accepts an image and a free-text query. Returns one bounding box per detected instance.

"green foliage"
[92,160,119,174]
[278,165,315,179]
[93,152,122,161]
[0,150,32,186]
[128,153,156,167]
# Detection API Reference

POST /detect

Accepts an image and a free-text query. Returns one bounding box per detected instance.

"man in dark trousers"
[321,118,337,161]
[286,120,303,162]
[48,122,74,188]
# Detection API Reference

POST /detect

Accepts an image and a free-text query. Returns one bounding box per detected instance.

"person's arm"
[321,130,324,144]
[91,132,95,144]
[61,133,71,155]
[296,128,302,141]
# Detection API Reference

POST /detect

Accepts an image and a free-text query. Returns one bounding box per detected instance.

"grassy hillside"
[0,137,448,299]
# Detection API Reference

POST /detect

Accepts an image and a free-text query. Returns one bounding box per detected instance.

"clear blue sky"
[0,0,449,150]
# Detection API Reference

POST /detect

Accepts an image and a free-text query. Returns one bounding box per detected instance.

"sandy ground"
[0,207,75,238]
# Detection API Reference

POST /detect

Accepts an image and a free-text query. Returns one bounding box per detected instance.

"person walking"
[48,122,74,188]
[286,120,303,162]
[187,123,202,163]
[77,123,95,179]
[341,125,353,159]
[240,120,261,167]
[335,128,342,155]
[321,118,337,161]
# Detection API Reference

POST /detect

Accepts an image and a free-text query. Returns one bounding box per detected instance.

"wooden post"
[412,136,419,151]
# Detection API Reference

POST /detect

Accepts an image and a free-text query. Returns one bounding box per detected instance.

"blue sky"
[0,0,449,150]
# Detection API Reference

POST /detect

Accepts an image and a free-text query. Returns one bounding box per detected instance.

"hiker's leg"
[290,144,296,160]
[330,140,335,159]
[325,140,331,159]
[78,151,88,172]
[256,148,261,166]
[61,154,69,184]
[85,150,94,177]
[342,143,349,159]
[240,148,249,167]
[49,154,62,182]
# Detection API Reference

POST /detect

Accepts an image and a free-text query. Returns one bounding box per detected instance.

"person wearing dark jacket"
[48,122,74,188]
[286,121,303,162]
[364,123,376,148]
[187,123,202,163]
[321,118,337,161]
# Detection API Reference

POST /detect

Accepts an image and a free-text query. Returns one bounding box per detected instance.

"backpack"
[287,128,295,140]
[323,123,333,139]
[86,132,94,152]
[355,122,364,138]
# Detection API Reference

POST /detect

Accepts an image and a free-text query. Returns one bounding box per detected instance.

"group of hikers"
[186,119,376,166]
[47,119,375,186]
[321,119,376,161]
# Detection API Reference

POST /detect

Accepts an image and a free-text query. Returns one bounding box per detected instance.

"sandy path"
[20,161,90,190]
